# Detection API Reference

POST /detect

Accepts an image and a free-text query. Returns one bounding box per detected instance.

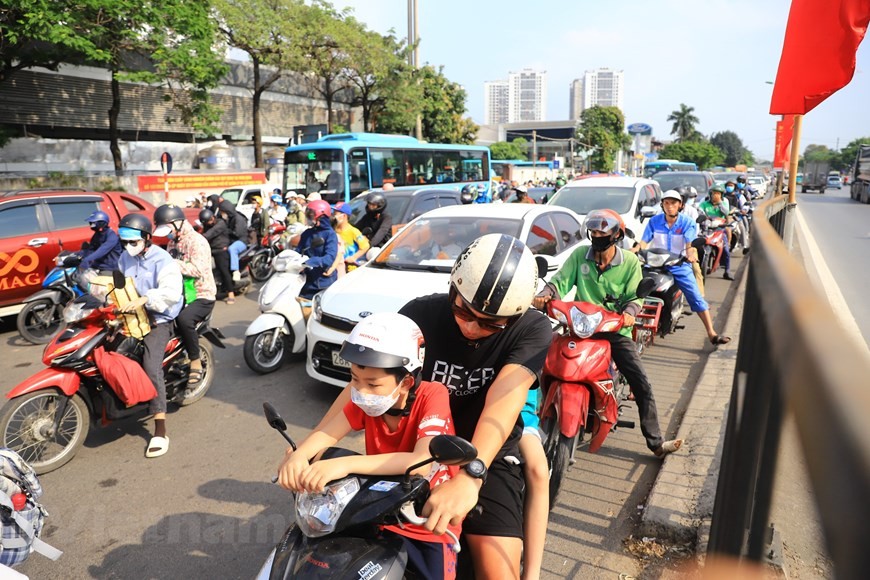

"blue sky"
[333,0,870,160]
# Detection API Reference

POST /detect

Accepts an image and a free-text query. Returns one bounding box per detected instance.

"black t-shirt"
[399,293,553,455]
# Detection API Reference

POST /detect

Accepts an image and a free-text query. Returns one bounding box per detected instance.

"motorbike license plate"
[331,351,351,368]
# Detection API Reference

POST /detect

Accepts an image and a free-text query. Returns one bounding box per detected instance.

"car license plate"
[331,351,351,368]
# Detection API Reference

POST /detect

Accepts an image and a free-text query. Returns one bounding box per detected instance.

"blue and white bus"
[283,133,491,203]
[643,159,698,178]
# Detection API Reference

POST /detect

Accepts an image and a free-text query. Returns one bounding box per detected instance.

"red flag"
[773,115,796,168]
[769,0,870,114]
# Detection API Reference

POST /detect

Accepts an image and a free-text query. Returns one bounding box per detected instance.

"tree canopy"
[490,138,528,161]
[667,104,700,142]
[710,131,754,167]
[834,137,870,171]
[660,140,725,170]
[576,106,631,172]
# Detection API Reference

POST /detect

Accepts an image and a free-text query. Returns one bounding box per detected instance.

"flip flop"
[710,335,731,345]
[225,297,235,304]
[654,439,683,458]
[145,436,170,458]
[187,368,205,386]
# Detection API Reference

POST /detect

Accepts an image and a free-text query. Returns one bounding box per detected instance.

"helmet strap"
[384,372,420,417]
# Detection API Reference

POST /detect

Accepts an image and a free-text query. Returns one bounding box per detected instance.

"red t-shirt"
[343,380,460,544]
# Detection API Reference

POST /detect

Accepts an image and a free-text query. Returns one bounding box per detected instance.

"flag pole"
[786,115,802,204]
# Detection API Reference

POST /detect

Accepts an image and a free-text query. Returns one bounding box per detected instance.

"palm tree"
[668,104,700,142]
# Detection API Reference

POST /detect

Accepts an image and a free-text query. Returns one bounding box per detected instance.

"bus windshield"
[285,149,345,197]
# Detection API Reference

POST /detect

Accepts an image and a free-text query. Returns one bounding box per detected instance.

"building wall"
[483,80,509,125]
[581,68,624,113]
[508,69,547,123]
[569,78,584,120]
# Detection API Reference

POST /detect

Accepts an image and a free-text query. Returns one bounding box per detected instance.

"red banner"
[136,172,266,193]
[773,115,796,169]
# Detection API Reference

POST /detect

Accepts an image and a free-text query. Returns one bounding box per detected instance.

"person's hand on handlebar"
[532,295,551,310]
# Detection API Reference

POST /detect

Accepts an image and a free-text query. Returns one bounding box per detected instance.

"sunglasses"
[449,288,511,332]
[120,239,143,246]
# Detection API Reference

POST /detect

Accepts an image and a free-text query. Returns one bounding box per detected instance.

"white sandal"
[654,439,683,458]
[145,436,170,458]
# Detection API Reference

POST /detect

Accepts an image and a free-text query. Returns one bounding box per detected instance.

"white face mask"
[124,240,145,257]
[350,385,401,417]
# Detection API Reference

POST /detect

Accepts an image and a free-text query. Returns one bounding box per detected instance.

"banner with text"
[137,172,267,193]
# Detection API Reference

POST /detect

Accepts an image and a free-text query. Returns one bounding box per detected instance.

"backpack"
[0,449,62,567]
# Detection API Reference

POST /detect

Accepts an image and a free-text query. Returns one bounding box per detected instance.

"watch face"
[467,459,485,477]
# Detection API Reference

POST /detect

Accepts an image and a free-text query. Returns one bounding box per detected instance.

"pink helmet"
[306,200,332,221]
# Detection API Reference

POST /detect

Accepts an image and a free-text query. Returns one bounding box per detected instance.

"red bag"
[93,347,157,407]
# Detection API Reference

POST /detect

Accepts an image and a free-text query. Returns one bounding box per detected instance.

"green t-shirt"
[699,198,730,219]
[548,244,642,338]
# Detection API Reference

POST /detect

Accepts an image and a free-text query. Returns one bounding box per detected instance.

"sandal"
[188,368,205,386]
[225,297,235,304]
[710,335,731,345]
[654,439,683,458]
[145,436,170,458]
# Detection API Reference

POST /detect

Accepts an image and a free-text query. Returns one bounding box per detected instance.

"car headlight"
[295,477,360,538]
[570,307,602,338]
[312,292,323,322]
[63,302,94,323]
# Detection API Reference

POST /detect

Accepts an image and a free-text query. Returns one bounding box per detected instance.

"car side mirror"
[640,206,657,218]
[112,270,126,290]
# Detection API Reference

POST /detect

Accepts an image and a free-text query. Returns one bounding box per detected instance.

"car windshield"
[220,188,243,205]
[284,149,345,196]
[347,194,412,228]
[547,185,635,215]
[371,216,522,272]
[653,173,709,194]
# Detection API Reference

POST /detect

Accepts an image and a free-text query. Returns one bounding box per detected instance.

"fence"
[706,195,870,578]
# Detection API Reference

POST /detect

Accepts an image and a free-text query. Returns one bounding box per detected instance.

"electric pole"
[408,0,423,140]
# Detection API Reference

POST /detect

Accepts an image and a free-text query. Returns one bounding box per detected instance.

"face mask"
[90,225,100,232]
[590,235,616,252]
[124,240,145,257]
[289,201,299,212]
[350,385,401,417]
[737,182,745,189]
[725,186,735,193]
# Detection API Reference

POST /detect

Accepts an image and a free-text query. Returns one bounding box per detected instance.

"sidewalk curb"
[638,259,748,548]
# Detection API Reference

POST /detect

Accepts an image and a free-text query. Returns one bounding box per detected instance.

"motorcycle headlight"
[63,302,94,323]
[570,307,602,339]
[646,253,668,268]
[312,292,323,322]
[295,477,360,538]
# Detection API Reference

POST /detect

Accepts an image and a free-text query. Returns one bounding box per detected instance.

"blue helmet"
[86,210,110,225]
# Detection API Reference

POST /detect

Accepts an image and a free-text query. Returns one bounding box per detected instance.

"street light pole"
[408,0,423,140]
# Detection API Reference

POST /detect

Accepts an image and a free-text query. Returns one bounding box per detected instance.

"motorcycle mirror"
[534,255,549,280]
[428,435,478,466]
[112,270,126,290]
[310,237,325,249]
[636,277,656,299]
[625,227,636,239]
[696,214,707,224]
[263,402,297,450]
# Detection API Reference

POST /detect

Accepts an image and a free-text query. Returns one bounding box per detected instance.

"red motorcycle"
[540,279,654,507]
[0,278,225,474]
[246,222,293,282]
[698,216,729,277]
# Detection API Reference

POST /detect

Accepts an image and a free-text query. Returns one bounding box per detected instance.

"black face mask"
[590,235,617,252]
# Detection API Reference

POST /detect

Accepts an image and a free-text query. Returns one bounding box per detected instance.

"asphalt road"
[796,185,870,346]
[2,254,743,579]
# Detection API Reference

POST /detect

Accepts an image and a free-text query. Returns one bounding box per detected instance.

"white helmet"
[450,233,538,318]
[339,313,424,373]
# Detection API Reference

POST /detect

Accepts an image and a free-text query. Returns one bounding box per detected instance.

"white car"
[306,203,586,387]
[747,175,768,198]
[218,184,272,220]
[547,176,663,243]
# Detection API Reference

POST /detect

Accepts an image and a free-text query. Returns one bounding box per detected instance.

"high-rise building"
[569,78,584,119]
[580,68,624,112]
[483,80,509,125]
[508,69,547,122]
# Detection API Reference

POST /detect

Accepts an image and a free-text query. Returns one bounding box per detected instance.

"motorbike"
[256,402,476,580]
[243,250,310,374]
[0,273,226,474]
[539,278,655,508]
[636,248,686,340]
[17,251,89,345]
[247,222,301,283]
[697,214,730,277]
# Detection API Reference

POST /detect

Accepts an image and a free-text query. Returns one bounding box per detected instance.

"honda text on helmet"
[583,209,625,252]
[450,233,538,319]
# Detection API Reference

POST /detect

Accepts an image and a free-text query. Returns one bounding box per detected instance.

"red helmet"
[306,200,332,221]
[584,209,625,240]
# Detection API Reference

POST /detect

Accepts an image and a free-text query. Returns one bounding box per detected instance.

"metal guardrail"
[707,195,870,578]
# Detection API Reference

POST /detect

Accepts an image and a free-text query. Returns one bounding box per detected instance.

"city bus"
[283,133,491,203]
[643,159,698,178]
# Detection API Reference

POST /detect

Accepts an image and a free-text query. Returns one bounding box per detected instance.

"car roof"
[412,202,577,220]
[0,188,97,199]
[564,176,654,188]
[652,171,711,176]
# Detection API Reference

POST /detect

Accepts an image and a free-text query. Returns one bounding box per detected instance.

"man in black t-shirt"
[399,234,552,579]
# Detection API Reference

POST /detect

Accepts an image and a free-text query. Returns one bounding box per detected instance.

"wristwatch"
[463,459,488,484]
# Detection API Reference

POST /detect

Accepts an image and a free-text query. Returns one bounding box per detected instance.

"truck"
[849,145,870,204]
[801,160,831,193]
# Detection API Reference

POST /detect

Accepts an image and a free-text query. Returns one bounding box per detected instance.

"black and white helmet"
[450,234,538,318]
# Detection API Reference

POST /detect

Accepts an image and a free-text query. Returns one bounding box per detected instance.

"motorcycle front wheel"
[249,251,274,282]
[0,390,89,474]
[177,340,215,407]
[17,299,65,344]
[243,330,288,374]
[541,412,578,510]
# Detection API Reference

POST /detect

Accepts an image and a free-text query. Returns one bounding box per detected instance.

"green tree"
[835,137,870,170]
[489,138,527,160]
[660,141,725,169]
[803,144,835,162]
[214,0,306,167]
[710,131,752,167]
[576,106,631,172]
[667,103,700,142]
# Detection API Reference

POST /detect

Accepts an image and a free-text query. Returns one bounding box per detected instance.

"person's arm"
[143,259,183,314]
[621,256,643,323]
[683,220,699,262]
[637,218,656,251]
[277,410,354,492]
[533,248,579,308]
[177,236,212,281]
[347,230,370,264]
[81,230,118,267]
[422,364,536,535]
[369,213,393,247]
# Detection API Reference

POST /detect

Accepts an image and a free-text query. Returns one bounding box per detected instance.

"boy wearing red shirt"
[279,312,458,579]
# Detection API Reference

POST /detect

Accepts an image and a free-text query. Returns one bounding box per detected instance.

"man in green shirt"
[698,185,733,279]
[534,209,682,457]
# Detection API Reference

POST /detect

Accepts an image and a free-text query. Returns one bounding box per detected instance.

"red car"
[0,189,196,317]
